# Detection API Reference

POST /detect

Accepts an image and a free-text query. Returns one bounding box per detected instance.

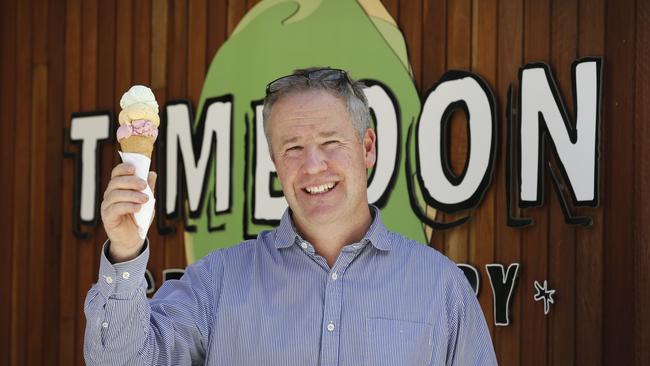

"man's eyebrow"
[280,136,299,146]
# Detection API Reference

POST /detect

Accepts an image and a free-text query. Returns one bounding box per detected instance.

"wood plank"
[188,0,206,104]
[226,0,246,36]
[11,0,33,363]
[547,0,578,364]
[575,0,605,364]
[0,0,17,363]
[399,0,422,90]
[26,0,49,363]
[150,0,169,290]
[206,0,227,66]
[166,0,188,270]
[445,0,471,265]
[133,0,152,86]
[494,0,524,364]
[58,0,82,363]
[74,0,100,363]
[603,0,636,363]
[520,1,551,365]
[469,0,497,338]
[635,0,650,364]
[151,0,169,92]
[421,0,447,249]
[44,0,66,359]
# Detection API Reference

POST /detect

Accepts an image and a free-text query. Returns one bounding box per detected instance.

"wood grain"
[635,0,650,364]
[494,0,524,364]
[603,0,636,364]
[0,0,646,364]
[470,0,497,338]
[0,0,17,363]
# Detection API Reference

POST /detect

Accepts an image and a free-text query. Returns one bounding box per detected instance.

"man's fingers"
[108,202,143,217]
[104,176,147,199]
[111,163,136,179]
[104,189,149,206]
[148,171,157,192]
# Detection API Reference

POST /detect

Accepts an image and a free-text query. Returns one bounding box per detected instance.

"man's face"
[268,89,376,230]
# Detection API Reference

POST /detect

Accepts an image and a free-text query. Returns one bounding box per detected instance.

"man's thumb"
[148,171,157,192]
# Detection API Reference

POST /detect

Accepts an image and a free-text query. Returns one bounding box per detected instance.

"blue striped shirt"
[84,206,497,365]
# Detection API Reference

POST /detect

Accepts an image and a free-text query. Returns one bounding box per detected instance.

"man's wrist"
[106,239,147,264]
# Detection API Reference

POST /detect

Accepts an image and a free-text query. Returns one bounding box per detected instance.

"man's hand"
[100,163,157,263]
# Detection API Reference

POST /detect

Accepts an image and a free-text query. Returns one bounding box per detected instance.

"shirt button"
[101,321,109,328]
[331,272,338,281]
[105,276,113,284]
[300,241,308,249]
[122,272,130,280]
[327,322,335,332]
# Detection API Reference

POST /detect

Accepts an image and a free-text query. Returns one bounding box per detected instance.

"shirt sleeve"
[445,269,499,366]
[84,239,223,365]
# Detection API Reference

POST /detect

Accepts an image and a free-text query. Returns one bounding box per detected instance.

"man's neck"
[294,206,373,268]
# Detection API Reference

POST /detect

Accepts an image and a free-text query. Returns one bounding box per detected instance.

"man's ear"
[363,128,377,169]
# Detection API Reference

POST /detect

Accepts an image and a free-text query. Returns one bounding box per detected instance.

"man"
[85,67,497,365]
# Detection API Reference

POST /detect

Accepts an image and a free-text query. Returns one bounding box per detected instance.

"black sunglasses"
[265,68,352,95]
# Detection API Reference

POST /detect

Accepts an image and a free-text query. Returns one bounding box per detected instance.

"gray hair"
[262,67,371,153]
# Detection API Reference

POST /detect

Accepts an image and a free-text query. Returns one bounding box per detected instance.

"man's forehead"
[279,130,341,145]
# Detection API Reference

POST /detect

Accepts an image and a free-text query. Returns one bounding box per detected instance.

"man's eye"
[323,140,339,146]
[286,146,302,152]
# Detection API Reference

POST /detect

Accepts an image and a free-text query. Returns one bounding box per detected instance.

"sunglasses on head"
[265,68,352,95]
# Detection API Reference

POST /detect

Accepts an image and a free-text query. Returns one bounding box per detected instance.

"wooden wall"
[0,0,648,365]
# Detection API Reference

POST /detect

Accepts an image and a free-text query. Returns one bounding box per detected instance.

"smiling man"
[84,67,497,365]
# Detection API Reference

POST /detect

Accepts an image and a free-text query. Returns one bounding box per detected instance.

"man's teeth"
[305,182,336,194]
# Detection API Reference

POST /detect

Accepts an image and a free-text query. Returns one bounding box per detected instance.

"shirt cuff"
[97,239,150,299]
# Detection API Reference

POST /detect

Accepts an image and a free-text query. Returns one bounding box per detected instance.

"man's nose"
[302,146,327,174]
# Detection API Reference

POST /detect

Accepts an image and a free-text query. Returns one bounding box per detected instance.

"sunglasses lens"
[266,69,348,95]
[310,69,344,81]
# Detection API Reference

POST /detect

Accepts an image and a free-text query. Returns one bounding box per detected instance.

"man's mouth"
[303,182,337,195]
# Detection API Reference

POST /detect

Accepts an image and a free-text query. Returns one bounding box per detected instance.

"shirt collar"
[273,205,392,251]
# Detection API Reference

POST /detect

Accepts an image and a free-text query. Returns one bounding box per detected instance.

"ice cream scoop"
[118,86,160,159]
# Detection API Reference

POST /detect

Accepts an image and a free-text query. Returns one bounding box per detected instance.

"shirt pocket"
[365,318,434,366]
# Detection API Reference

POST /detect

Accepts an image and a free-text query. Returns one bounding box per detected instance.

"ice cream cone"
[119,135,156,158]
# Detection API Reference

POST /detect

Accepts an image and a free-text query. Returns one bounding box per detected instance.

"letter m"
[164,97,232,221]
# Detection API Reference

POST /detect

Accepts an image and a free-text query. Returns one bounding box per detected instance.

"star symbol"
[533,280,555,315]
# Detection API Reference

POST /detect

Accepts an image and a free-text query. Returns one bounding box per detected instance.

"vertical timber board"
[206,0,227,66]
[575,0,605,364]
[227,0,246,37]
[444,0,471,266]
[421,0,447,250]
[603,0,636,364]
[634,0,650,364]
[188,0,207,104]
[150,0,169,288]
[495,0,523,364]
[399,0,423,90]
[27,0,49,363]
[469,0,497,338]
[520,0,551,365]
[44,0,66,360]
[548,0,578,364]
[0,0,17,363]
[11,0,33,363]
[59,0,82,363]
[166,0,188,270]
[74,0,100,363]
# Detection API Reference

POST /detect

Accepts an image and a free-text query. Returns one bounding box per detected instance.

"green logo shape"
[186,0,426,263]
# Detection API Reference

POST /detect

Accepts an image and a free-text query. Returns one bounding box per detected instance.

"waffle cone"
[119,135,156,158]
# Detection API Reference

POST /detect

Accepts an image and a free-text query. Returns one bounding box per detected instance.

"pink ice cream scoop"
[117,119,159,141]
